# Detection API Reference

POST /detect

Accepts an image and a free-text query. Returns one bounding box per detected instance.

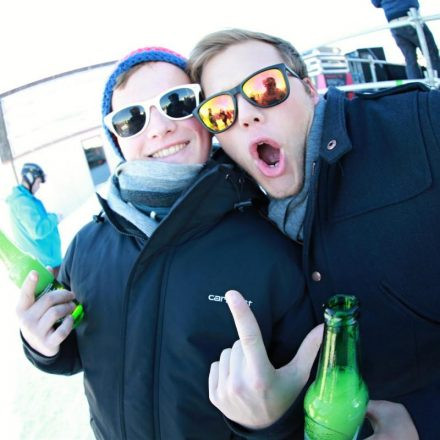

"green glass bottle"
[304,294,368,440]
[0,229,84,328]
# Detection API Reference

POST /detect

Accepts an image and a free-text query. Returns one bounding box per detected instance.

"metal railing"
[309,8,440,93]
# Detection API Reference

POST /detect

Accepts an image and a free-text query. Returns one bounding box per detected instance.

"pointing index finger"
[225,290,270,372]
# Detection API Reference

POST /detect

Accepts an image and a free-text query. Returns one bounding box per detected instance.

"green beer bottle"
[304,294,368,440]
[0,229,84,328]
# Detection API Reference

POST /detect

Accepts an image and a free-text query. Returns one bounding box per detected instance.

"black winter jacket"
[307,84,440,439]
[247,84,440,440]
[23,157,315,440]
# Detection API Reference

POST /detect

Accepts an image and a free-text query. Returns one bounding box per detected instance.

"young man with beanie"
[188,28,440,438]
[371,0,440,79]
[15,46,321,439]
[6,163,62,276]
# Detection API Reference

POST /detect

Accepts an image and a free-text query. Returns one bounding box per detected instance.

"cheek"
[216,133,240,160]
[285,92,314,127]
[185,118,207,135]
[118,138,142,160]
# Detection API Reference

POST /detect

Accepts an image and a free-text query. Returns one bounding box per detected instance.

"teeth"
[269,161,279,168]
[151,143,187,158]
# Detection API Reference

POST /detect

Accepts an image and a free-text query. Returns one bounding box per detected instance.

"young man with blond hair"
[189,28,440,439]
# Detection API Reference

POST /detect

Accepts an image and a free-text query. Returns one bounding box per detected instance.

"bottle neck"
[317,321,361,377]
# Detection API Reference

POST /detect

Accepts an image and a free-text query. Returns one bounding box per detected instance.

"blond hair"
[188,29,308,84]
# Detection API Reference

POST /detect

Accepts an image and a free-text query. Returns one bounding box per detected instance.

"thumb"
[364,400,419,440]
[280,324,324,386]
[365,400,387,433]
[16,270,38,312]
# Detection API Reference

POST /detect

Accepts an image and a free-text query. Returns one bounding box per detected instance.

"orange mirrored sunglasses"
[194,63,301,134]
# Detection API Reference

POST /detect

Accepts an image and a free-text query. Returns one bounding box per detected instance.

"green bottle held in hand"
[304,294,368,440]
[0,229,84,328]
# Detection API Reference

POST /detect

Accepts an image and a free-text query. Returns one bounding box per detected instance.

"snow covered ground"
[1,191,102,439]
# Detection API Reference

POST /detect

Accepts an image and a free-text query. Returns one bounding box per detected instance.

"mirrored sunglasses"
[104,83,201,139]
[194,64,301,134]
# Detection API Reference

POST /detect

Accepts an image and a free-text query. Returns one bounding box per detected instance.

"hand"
[365,400,419,440]
[209,289,323,430]
[16,270,76,357]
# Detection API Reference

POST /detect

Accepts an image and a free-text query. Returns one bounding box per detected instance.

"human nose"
[145,106,176,139]
[236,94,265,129]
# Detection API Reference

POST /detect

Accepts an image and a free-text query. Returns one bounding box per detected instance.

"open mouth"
[257,142,280,168]
[150,141,189,159]
[252,140,285,177]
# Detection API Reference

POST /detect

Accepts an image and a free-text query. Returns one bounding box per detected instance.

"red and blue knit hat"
[102,47,188,159]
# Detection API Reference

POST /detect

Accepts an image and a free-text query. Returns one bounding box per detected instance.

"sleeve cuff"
[224,391,305,439]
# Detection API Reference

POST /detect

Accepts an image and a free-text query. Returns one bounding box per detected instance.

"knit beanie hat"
[102,47,188,160]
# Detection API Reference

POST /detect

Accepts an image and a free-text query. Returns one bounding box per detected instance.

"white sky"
[1,0,439,94]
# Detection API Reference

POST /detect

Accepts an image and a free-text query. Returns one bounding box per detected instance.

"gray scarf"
[268,98,326,242]
[107,160,203,237]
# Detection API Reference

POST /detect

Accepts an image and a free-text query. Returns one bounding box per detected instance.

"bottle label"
[305,426,360,440]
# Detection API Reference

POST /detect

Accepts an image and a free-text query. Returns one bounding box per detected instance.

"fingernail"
[225,290,238,304]
[29,271,37,281]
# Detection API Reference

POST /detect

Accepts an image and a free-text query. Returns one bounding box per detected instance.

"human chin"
[258,168,305,199]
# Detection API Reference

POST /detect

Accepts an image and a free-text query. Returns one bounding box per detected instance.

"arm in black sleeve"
[21,330,82,375]
[225,396,305,439]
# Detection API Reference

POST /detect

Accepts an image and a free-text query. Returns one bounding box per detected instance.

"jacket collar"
[96,152,265,242]
[319,87,353,164]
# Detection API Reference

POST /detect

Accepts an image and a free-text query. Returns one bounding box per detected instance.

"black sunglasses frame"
[194,63,301,134]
